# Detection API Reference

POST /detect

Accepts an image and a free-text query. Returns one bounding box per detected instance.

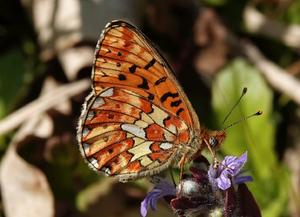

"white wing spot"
[167,124,177,134]
[121,124,146,139]
[100,88,114,97]
[134,119,149,128]
[159,142,173,150]
[128,141,153,162]
[102,167,111,175]
[149,105,169,127]
[90,158,99,168]
[83,143,90,153]
[139,156,153,167]
[163,131,176,142]
[82,127,90,137]
[141,112,154,124]
[92,97,105,108]
[86,111,94,120]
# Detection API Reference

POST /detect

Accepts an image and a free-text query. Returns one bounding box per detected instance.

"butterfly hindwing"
[78,87,190,181]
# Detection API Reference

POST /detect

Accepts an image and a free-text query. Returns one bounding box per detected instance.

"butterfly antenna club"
[223,110,262,130]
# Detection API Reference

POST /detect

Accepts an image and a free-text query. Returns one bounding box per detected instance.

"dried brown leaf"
[21,0,145,61]
[0,146,54,217]
[244,5,300,50]
[194,9,229,76]
[0,79,89,136]
[58,46,94,81]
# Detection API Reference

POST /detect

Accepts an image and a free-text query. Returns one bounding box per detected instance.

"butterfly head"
[201,129,226,151]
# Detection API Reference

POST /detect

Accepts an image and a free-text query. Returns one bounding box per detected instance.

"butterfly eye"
[209,137,218,148]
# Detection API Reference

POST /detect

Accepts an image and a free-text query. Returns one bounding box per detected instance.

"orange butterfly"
[77,20,225,182]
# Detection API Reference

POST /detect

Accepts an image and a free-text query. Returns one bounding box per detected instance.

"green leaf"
[0,48,29,150]
[280,0,300,24]
[202,0,227,6]
[212,58,275,176]
[0,48,27,118]
[76,178,114,212]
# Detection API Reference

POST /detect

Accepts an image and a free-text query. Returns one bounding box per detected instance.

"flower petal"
[225,152,248,176]
[208,165,219,190]
[140,180,175,217]
[235,175,253,185]
[208,152,251,191]
[223,156,237,166]
[217,173,232,190]
[149,191,161,211]
[140,199,149,217]
[238,152,248,164]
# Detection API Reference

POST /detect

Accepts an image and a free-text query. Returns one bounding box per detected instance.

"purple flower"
[140,153,260,217]
[140,180,176,217]
[208,152,253,191]
[170,156,220,217]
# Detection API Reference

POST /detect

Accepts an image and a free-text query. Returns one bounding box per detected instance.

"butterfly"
[77,20,226,182]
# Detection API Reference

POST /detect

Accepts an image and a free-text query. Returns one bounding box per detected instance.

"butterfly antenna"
[222,87,248,126]
[223,110,263,130]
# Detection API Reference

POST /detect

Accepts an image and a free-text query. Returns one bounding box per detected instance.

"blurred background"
[1,0,300,216]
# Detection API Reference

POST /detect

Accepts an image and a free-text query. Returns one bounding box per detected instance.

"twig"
[0,79,90,136]
[241,41,300,105]
[286,59,300,75]
[244,5,300,50]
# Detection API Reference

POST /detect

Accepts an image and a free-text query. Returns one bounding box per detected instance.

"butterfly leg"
[203,139,216,160]
[178,153,188,180]
[203,139,222,167]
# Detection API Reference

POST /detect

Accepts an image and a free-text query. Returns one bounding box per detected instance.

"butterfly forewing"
[78,20,200,182]
[92,21,200,128]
